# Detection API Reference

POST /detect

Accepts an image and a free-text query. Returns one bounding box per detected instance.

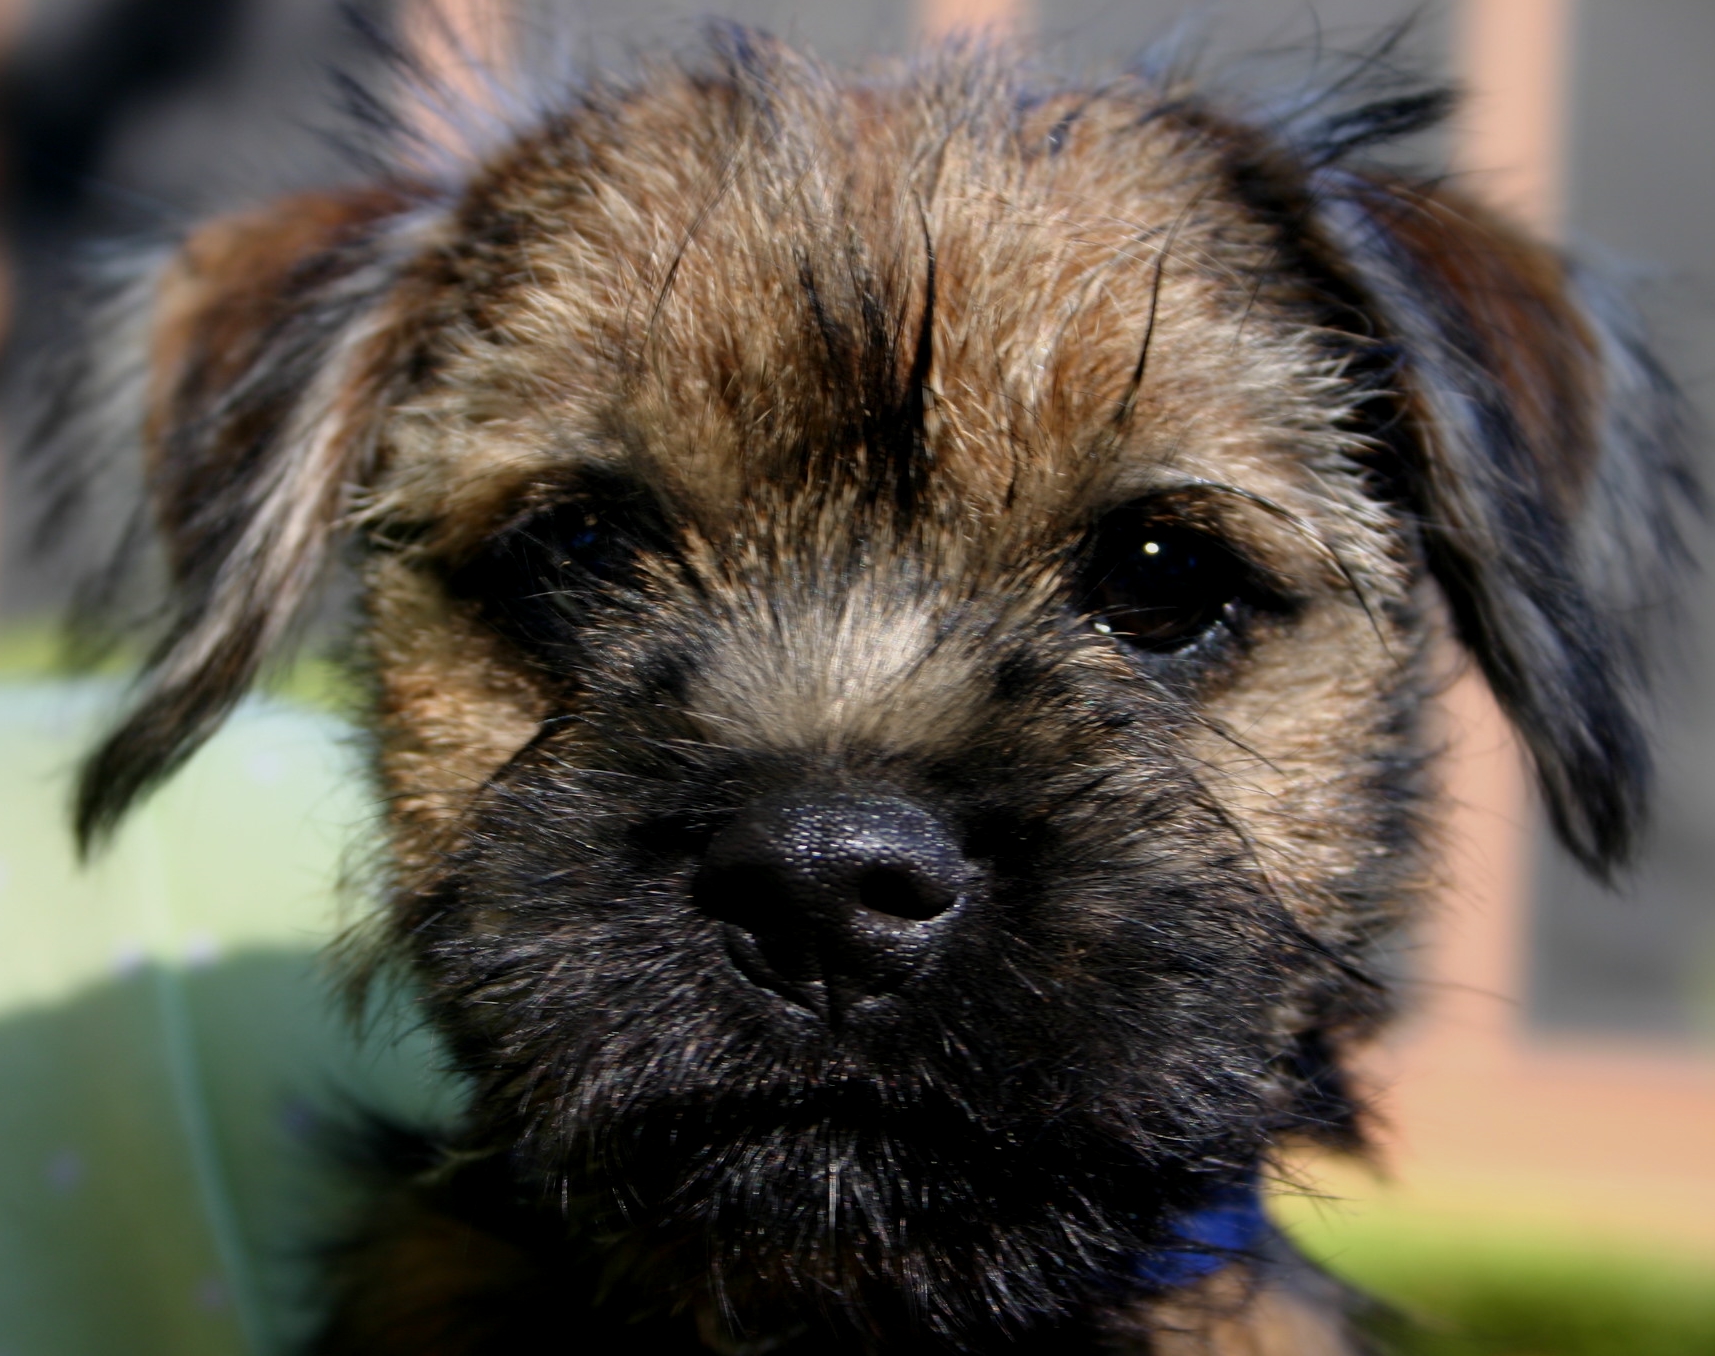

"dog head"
[65,35,1687,1348]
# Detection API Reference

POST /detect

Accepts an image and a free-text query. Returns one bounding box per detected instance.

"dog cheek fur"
[1198,599,1434,913]
[363,554,548,874]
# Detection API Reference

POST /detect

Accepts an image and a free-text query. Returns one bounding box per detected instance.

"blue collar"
[1131,1179,1271,1291]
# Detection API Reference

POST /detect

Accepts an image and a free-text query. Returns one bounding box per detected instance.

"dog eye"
[534,503,617,583]
[501,500,625,588]
[1080,515,1253,653]
[450,496,645,657]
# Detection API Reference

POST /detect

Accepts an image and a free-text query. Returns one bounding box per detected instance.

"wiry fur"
[51,24,1691,1356]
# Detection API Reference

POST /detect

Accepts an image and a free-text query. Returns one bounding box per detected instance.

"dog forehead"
[375,71,1355,547]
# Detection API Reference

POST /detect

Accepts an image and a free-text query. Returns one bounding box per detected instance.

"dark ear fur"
[73,187,439,850]
[1317,175,1695,875]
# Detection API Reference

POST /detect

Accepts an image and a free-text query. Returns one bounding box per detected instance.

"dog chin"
[527,1059,1256,1347]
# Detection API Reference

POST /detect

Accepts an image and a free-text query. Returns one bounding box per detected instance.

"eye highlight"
[1079,509,1260,654]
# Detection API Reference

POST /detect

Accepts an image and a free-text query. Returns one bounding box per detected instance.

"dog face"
[67,38,1687,1348]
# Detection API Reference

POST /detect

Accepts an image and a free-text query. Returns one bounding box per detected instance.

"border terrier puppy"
[58,27,1689,1356]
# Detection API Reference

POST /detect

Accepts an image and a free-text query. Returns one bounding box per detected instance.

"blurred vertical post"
[920,0,1022,40]
[399,0,517,156]
[1413,0,1572,1061]
[403,0,516,81]
[1459,0,1571,236]
[1373,0,1571,1150]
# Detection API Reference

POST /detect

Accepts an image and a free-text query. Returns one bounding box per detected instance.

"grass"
[1279,1195,1715,1356]
[0,619,74,676]
[0,617,357,711]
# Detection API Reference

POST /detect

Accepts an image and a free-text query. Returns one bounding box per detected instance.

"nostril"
[694,862,790,934]
[854,865,957,922]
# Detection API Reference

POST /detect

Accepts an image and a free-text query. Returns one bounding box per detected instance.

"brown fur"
[60,32,1690,1356]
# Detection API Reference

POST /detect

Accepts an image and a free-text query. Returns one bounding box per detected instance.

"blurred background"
[0,2,1710,1353]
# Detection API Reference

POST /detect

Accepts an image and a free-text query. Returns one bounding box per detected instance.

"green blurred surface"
[1282,1201,1715,1356]
[0,680,456,1356]
[2,671,1712,1355]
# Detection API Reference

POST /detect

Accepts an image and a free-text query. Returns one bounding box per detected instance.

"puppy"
[59,29,1689,1356]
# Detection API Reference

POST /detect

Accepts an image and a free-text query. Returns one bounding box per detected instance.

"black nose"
[694,792,970,1014]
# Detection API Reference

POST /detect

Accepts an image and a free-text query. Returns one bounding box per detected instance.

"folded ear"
[1317,175,1695,876]
[73,187,441,850]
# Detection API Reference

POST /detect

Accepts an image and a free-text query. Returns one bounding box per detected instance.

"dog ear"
[73,187,440,850]
[1317,176,1694,876]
